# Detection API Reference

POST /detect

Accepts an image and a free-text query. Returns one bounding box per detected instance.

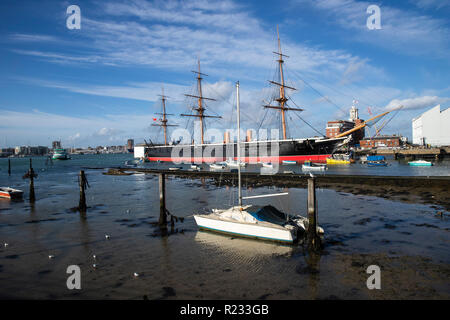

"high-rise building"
[52,141,62,149]
[127,139,134,153]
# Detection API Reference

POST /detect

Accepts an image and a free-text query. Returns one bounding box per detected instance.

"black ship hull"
[145,137,345,163]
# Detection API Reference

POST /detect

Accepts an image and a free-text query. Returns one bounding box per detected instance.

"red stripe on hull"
[0,192,11,199]
[147,154,331,163]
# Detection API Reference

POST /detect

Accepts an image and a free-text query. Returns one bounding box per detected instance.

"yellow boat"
[326,157,350,165]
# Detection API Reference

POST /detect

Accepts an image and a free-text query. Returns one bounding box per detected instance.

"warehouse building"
[412,105,450,147]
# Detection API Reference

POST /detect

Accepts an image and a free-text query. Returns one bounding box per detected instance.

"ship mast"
[181,60,221,144]
[152,87,178,146]
[264,25,303,140]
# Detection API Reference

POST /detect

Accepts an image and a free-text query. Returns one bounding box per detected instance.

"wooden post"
[78,170,87,212]
[29,158,35,203]
[159,173,167,226]
[307,177,320,250]
[8,158,11,175]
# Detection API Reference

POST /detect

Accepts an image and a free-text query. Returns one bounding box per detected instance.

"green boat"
[52,148,70,160]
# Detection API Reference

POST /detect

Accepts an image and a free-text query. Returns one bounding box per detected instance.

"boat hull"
[145,138,344,164]
[194,215,296,243]
[0,189,23,200]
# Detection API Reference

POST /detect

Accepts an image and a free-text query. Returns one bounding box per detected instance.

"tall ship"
[139,28,391,164]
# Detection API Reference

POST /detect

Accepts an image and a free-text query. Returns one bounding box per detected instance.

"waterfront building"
[359,135,403,148]
[326,103,365,143]
[412,104,450,147]
[0,148,15,157]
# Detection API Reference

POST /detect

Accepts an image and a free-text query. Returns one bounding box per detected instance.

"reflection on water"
[194,230,294,257]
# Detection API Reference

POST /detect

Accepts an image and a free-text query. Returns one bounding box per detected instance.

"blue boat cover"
[247,205,287,226]
[367,155,385,161]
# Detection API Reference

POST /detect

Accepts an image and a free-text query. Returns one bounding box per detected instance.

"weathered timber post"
[8,158,11,175]
[29,158,35,203]
[159,173,167,226]
[307,177,320,250]
[78,170,89,212]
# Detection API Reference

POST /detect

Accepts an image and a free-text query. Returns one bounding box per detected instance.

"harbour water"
[0,154,449,299]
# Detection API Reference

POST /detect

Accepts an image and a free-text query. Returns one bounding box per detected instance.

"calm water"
[0,154,449,299]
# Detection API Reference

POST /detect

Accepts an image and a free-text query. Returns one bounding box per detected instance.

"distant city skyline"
[1,0,449,147]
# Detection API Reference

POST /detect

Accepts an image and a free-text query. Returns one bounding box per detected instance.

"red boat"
[0,187,24,200]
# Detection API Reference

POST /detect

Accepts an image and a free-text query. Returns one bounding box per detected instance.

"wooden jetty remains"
[356,146,448,160]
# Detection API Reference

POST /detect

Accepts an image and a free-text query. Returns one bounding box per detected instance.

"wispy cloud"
[10,0,380,83]
[293,0,450,57]
[385,95,450,111]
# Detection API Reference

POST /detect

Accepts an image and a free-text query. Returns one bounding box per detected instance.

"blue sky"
[0,0,449,147]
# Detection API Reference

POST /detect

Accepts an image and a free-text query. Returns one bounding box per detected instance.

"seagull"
[105,234,110,240]
[126,209,130,214]
[4,243,8,247]
[133,272,139,277]
[92,254,97,259]
[48,255,55,259]
[93,264,97,268]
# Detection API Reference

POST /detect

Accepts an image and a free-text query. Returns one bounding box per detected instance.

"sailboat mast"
[236,81,242,208]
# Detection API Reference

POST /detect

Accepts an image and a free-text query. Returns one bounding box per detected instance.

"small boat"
[52,148,70,160]
[169,167,182,171]
[191,164,200,170]
[0,187,23,200]
[302,161,327,171]
[367,162,388,167]
[283,170,294,174]
[326,157,350,165]
[408,160,433,166]
[124,160,139,167]
[225,159,246,168]
[209,163,226,170]
[261,162,273,168]
[195,205,315,243]
[366,155,387,167]
[282,160,297,165]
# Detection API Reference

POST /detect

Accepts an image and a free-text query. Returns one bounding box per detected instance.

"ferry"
[52,148,70,160]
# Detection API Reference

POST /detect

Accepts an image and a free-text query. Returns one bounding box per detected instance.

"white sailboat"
[194,82,313,243]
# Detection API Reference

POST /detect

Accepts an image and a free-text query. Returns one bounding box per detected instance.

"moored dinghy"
[0,187,24,200]
[408,160,433,166]
[302,161,327,172]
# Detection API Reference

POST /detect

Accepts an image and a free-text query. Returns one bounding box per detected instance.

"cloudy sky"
[0,0,449,147]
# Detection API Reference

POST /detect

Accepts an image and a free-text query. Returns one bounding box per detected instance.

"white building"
[412,104,450,146]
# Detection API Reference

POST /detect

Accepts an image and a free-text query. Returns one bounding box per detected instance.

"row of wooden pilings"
[9,160,321,249]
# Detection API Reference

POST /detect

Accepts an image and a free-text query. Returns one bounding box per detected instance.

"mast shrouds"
[264,25,303,140]
[180,60,222,144]
[152,86,178,146]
